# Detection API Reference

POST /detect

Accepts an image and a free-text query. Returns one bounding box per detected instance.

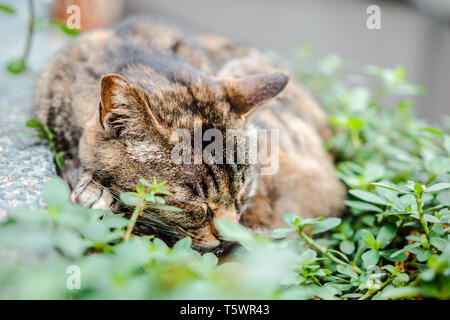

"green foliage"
[2,45,449,299]
[49,20,81,37]
[120,178,181,241]
[26,118,65,170]
[0,3,15,15]
[7,59,27,74]
[275,45,449,299]
[0,177,309,299]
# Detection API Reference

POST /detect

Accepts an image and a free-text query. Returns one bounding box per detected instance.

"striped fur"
[33,16,345,253]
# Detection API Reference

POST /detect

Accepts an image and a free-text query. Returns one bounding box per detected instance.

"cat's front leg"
[71,172,117,211]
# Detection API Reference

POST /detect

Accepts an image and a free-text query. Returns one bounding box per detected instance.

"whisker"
[89,179,181,236]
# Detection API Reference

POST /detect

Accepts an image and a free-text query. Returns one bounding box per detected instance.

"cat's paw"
[71,172,117,211]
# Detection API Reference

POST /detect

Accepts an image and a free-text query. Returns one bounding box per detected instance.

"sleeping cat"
[33,16,345,252]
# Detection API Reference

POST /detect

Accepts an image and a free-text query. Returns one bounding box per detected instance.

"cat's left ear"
[99,74,165,135]
[221,72,289,117]
[99,74,138,126]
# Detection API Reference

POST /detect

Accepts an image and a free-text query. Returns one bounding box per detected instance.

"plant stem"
[299,229,364,274]
[124,197,145,241]
[311,276,323,287]
[352,241,366,266]
[350,129,364,164]
[359,274,395,300]
[415,195,430,242]
[22,0,35,64]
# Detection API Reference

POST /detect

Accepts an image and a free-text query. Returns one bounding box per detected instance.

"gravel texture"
[0,2,58,219]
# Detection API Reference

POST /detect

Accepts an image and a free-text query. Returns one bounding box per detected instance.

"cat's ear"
[221,72,289,116]
[99,74,140,125]
[100,74,127,120]
[99,74,163,135]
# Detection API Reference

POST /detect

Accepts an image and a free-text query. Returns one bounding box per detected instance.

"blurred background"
[1,0,450,122]
[123,0,450,122]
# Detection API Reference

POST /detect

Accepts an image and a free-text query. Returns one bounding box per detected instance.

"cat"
[33,16,345,253]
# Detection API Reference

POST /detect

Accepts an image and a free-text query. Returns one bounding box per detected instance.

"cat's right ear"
[221,72,289,117]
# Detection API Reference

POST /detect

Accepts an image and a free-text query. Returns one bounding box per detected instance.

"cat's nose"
[211,207,238,239]
[213,208,238,223]
[190,224,221,252]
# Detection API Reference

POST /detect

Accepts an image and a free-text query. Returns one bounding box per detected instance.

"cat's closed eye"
[234,199,240,212]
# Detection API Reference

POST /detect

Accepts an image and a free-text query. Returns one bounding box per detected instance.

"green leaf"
[154,196,165,204]
[362,249,380,267]
[414,247,431,262]
[426,183,450,193]
[173,237,192,251]
[381,287,421,299]
[139,178,152,188]
[298,249,317,266]
[42,177,70,208]
[202,253,218,267]
[215,219,253,243]
[361,230,377,248]
[430,238,448,252]
[154,188,173,196]
[54,229,89,258]
[376,225,396,249]
[49,19,81,36]
[336,265,358,280]
[349,189,387,205]
[393,273,409,286]
[413,183,424,194]
[380,249,407,262]
[437,190,450,206]
[371,182,405,193]
[375,186,403,209]
[282,213,301,228]
[381,265,398,274]
[420,127,444,137]
[390,243,421,258]
[310,217,341,235]
[55,152,65,170]
[298,217,323,228]
[144,193,155,203]
[345,200,382,212]
[422,214,440,224]
[339,240,355,255]
[271,227,295,239]
[119,192,140,206]
[7,59,26,74]
[135,184,145,194]
[26,118,44,129]
[419,268,436,282]
[0,4,15,14]
[152,237,169,252]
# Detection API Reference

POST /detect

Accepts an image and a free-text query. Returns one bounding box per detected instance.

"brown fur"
[33,16,345,252]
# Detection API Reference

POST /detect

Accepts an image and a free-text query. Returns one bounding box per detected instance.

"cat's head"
[80,69,288,252]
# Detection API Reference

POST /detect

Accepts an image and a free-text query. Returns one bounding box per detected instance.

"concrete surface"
[0,2,56,219]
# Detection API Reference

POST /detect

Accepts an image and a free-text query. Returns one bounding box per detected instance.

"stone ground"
[0,3,58,219]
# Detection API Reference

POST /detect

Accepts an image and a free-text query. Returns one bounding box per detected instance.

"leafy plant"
[270,45,450,299]
[0,178,308,299]
[26,118,65,170]
[119,178,181,240]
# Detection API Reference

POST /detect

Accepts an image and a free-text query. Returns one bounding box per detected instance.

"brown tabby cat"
[33,16,345,252]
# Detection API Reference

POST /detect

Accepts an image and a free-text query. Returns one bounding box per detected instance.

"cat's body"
[33,16,345,252]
